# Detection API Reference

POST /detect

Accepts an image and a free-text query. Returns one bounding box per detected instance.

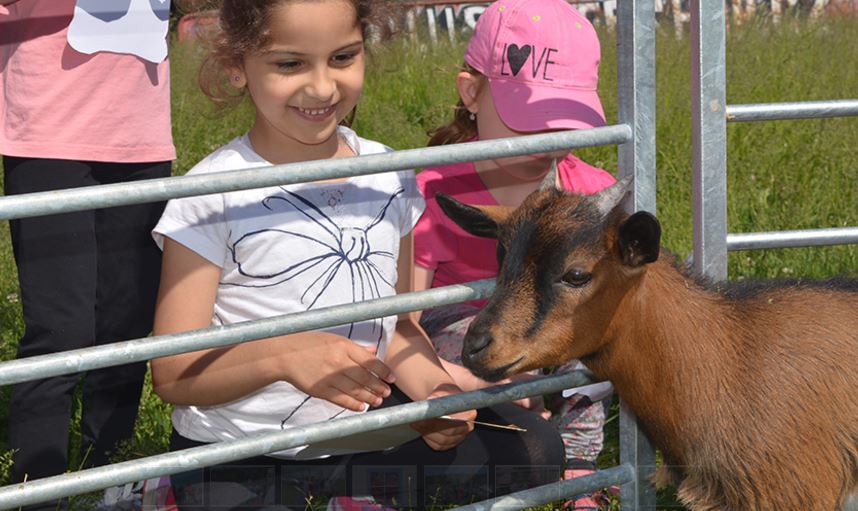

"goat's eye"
[496,243,506,266]
[560,269,592,287]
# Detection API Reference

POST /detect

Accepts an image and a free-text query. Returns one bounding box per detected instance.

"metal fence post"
[690,0,728,281]
[616,0,658,509]
[618,0,657,214]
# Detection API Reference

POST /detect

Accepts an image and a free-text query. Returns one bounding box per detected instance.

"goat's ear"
[617,211,661,267]
[436,193,508,239]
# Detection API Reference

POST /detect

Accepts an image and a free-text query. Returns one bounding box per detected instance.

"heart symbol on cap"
[506,44,532,77]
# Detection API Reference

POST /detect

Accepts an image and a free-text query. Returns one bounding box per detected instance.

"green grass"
[0,14,856,510]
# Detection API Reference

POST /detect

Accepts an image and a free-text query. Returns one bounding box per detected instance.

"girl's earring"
[469,112,476,121]
[233,75,241,82]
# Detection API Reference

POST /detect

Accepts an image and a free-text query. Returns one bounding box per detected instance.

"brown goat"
[435,178,858,511]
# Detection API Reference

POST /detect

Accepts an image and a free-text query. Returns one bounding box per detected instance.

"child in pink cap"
[412,0,616,508]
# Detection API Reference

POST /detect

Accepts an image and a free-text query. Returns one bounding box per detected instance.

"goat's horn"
[594,175,634,217]
[539,158,560,191]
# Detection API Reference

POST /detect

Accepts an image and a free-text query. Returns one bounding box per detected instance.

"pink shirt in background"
[414,153,616,296]
[0,0,175,163]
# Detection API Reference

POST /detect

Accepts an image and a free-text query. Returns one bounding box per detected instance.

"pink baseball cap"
[464,0,606,132]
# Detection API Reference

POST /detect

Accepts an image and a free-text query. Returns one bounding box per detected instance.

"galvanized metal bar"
[617,0,657,215]
[0,372,594,510]
[726,99,858,122]
[728,227,858,251]
[0,280,495,387]
[616,2,657,510]
[690,0,728,281]
[619,399,658,511]
[449,464,635,511]
[0,127,631,221]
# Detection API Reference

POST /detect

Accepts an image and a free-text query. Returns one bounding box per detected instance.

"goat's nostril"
[463,334,492,359]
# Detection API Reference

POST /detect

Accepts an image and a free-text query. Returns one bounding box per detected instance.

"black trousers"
[169,386,566,510]
[3,156,171,511]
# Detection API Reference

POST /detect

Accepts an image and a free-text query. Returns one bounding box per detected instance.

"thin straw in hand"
[438,415,527,432]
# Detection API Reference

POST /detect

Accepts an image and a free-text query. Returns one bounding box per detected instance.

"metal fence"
[1,0,852,509]
[11,0,856,508]
[690,0,858,281]
[0,139,650,508]
[0,0,657,504]
[0,125,652,508]
[1,0,852,508]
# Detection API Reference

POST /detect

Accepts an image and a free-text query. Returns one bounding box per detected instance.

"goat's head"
[436,176,661,381]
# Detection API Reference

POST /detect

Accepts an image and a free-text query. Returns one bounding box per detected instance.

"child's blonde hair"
[427,63,485,147]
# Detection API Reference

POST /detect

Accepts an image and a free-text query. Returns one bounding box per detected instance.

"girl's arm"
[387,235,476,451]
[390,234,456,398]
[151,238,394,410]
[410,263,433,322]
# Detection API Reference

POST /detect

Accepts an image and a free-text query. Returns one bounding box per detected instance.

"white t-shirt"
[153,127,425,458]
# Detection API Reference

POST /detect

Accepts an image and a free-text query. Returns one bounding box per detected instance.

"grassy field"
[0,13,856,510]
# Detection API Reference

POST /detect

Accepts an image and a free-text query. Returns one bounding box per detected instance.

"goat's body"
[438,183,858,510]
[582,256,858,510]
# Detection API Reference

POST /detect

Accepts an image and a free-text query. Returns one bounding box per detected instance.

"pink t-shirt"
[0,0,175,162]
[414,154,616,294]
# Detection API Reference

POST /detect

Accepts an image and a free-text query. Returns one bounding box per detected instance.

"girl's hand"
[409,383,477,451]
[501,373,552,419]
[281,333,396,412]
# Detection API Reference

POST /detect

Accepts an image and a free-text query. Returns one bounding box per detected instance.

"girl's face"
[461,72,569,180]
[235,0,365,162]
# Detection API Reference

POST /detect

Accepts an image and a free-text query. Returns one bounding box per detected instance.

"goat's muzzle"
[461,318,494,373]
[461,321,522,381]
[461,331,491,367]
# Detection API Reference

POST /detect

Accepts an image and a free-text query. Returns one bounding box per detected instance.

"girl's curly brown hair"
[198,0,399,108]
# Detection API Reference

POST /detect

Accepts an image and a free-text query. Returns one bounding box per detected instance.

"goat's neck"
[584,257,741,464]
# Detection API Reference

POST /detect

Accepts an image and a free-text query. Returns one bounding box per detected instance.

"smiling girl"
[150,0,562,508]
